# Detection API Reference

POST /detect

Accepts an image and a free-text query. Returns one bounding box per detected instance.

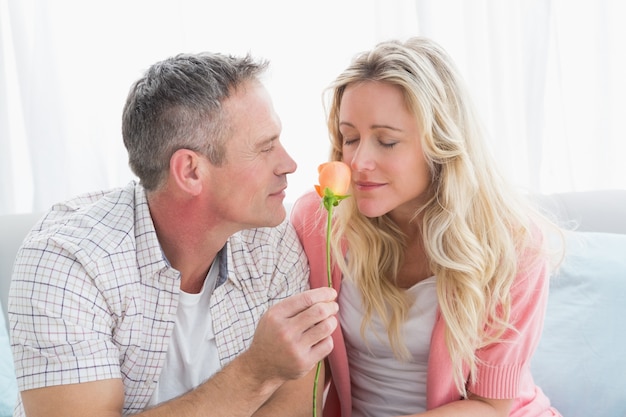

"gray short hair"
[122,52,269,191]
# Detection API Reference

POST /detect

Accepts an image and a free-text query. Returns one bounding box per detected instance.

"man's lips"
[269,186,287,197]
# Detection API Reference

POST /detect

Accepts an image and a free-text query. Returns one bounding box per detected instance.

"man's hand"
[241,286,339,384]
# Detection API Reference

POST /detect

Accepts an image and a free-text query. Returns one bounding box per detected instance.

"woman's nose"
[349,141,375,172]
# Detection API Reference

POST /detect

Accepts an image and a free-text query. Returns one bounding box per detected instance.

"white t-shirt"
[338,275,438,417]
[148,260,221,406]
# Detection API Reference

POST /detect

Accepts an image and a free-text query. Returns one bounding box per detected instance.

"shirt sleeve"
[9,236,121,391]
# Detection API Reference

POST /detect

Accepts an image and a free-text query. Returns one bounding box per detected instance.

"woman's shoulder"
[290,190,325,229]
[289,190,328,249]
[291,190,321,213]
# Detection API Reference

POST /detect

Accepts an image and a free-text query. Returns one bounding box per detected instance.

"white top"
[148,259,221,406]
[338,275,438,417]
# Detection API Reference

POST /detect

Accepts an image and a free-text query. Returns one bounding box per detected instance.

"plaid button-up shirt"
[9,181,309,415]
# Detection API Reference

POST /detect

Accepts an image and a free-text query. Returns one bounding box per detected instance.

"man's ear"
[169,149,204,196]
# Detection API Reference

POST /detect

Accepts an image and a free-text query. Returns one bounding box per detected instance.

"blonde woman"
[291,37,562,417]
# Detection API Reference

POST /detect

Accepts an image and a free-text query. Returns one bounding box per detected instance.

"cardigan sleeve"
[468,241,550,399]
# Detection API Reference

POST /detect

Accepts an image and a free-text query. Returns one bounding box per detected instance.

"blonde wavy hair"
[326,37,550,397]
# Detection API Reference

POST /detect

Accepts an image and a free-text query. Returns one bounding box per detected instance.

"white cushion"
[532,231,626,417]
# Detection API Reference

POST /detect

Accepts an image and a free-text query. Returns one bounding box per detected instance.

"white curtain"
[1,0,624,215]
[414,0,626,193]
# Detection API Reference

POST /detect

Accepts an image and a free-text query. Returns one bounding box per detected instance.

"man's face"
[205,81,297,230]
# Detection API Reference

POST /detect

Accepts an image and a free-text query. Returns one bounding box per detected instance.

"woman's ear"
[169,149,204,196]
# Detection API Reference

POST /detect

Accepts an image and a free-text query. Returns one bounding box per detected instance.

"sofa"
[1,190,625,417]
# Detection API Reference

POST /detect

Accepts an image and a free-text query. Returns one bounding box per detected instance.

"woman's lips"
[354,181,384,191]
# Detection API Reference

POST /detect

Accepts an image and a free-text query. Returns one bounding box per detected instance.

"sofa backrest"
[533,189,626,234]
[1,190,625,329]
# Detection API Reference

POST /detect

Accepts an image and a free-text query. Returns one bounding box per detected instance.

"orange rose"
[314,161,351,198]
[311,161,351,417]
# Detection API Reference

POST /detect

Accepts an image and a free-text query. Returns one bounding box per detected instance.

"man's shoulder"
[232,219,298,251]
[24,181,144,257]
[225,220,308,277]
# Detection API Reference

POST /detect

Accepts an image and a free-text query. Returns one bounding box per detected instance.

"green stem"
[312,360,322,416]
[313,202,334,417]
[325,203,333,288]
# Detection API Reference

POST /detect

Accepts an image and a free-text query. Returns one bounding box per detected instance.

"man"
[9,52,337,416]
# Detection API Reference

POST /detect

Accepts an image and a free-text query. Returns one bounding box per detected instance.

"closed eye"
[379,141,398,148]
[259,138,277,153]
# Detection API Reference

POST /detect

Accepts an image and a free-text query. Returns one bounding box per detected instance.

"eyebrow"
[339,121,403,132]
[254,136,278,150]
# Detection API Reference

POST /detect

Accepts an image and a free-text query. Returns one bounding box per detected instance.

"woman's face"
[339,81,431,221]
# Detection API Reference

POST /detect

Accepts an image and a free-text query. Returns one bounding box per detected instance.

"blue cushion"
[0,303,17,417]
[532,231,626,417]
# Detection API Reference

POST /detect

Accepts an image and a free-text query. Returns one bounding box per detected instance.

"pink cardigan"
[291,191,561,417]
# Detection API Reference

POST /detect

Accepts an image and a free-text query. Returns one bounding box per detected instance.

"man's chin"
[266,206,287,227]
[251,204,286,228]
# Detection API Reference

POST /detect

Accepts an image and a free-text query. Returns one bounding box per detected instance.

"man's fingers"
[277,287,337,317]
[263,288,338,339]
[303,315,338,350]
[246,287,340,381]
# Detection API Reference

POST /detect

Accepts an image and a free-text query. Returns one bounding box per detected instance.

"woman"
[291,37,562,417]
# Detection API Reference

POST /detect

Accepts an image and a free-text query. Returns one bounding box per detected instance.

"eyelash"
[261,142,275,153]
[342,138,397,148]
[380,141,397,148]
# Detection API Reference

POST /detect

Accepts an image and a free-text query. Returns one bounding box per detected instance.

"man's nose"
[276,143,297,175]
